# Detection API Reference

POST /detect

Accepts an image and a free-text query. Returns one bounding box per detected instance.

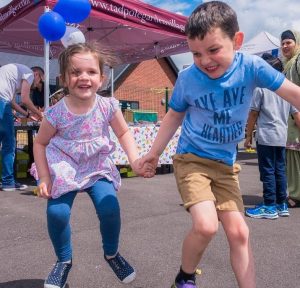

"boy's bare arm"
[276,79,300,111]
[110,110,155,177]
[140,109,185,168]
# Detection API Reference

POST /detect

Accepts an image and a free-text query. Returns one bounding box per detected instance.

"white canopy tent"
[240,31,280,56]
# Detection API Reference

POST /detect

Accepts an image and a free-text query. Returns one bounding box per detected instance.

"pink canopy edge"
[0,0,189,65]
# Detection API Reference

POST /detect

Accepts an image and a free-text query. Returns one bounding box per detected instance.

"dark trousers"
[0,98,15,185]
[256,143,287,205]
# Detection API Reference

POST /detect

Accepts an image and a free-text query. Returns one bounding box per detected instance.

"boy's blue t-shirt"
[169,52,285,166]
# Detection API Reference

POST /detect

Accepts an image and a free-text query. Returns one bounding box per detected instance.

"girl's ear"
[234,31,244,50]
[98,74,105,89]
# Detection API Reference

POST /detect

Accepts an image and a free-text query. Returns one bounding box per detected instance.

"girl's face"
[64,52,103,102]
[281,39,297,60]
[187,28,244,79]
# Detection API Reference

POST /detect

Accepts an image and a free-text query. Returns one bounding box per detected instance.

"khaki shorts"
[173,153,244,212]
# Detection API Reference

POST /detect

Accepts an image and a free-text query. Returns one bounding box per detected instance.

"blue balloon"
[54,0,91,24]
[38,11,66,41]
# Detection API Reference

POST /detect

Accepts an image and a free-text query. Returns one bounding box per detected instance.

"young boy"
[139,1,300,288]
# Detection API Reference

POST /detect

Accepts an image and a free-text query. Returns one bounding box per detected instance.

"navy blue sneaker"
[104,252,136,283]
[44,261,72,288]
[2,182,28,191]
[245,204,278,219]
[277,202,290,217]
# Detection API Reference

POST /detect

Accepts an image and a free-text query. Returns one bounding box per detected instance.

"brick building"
[103,57,179,121]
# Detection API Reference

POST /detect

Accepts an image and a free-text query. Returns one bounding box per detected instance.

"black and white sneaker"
[44,261,72,288]
[104,252,136,283]
[2,182,28,191]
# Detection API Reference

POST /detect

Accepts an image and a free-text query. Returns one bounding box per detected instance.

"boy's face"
[187,28,243,79]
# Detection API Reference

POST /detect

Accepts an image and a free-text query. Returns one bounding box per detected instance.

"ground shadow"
[0,280,69,288]
[237,152,258,161]
[20,191,36,196]
[239,161,259,166]
[242,195,262,206]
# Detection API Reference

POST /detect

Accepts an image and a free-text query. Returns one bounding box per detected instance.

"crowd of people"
[1,1,300,288]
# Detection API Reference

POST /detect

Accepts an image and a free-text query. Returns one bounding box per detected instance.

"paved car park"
[0,152,299,288]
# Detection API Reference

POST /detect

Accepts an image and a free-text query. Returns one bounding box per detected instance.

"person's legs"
[87,178,135,284]
[219,211,256,288]
[275,146,287,203]
[274,147,289,216]
[0,99,15,186]
[256,143,276,205]
[245,144,279,219]
[45,191,77,288]
[86,178,121,256]
[47,191,77,262]
[172,154,220,287]
[172,201,218,288]
[181,201,218,273]
[286,149,300,203]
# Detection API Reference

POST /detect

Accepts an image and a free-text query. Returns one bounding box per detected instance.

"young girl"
[33,43,154,288]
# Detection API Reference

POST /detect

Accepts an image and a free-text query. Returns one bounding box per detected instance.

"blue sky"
[143,0,300,68]
[143,0,300,42]
[143,0,201,16]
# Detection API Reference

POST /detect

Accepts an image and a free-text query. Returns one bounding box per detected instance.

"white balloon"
[61,26,85,48]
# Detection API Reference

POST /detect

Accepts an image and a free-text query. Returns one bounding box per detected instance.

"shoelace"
[52,262,68,278]
[116,254,126,266]
[109,256,122,270]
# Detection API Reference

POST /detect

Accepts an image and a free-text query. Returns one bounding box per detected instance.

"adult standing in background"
[244,54,300,219]
[281,30,300,208]
[31,66,45,110]
[0,63,43,191]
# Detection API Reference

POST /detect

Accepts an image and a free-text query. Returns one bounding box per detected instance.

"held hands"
[132,158,156,178]
[37,176,52,199]
[135,151,160,178]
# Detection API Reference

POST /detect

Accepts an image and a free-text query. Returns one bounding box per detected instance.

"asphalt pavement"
[0,152,299,288]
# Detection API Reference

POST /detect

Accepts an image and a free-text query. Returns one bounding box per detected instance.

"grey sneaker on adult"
[44,261,72,288]
[104,252,136,283]
[2,182,28,191]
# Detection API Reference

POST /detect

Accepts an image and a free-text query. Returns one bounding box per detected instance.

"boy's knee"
[229,223,250,244]
[192,221,218,239]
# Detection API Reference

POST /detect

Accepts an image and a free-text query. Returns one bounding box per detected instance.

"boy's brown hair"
[185,1,239,40]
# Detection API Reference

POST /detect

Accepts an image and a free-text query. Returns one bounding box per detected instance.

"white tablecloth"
[111,125,181,165]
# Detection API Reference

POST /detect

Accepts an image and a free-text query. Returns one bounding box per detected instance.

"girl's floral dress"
[44,95,121,199]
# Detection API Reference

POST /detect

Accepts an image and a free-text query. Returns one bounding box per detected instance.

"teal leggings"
[47,178,120,262]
